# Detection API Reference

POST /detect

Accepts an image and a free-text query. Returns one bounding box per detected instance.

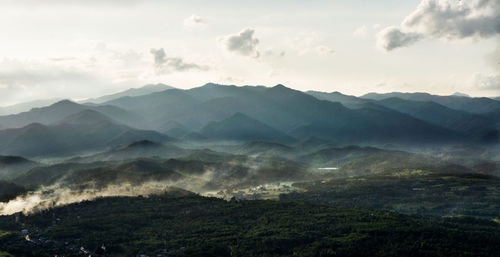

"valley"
[0,83,499,256]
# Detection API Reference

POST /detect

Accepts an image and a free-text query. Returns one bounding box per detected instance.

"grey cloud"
[377,0,500,51]
[220,29,260,58]
[150,48,209,73]
[377,27,422,51]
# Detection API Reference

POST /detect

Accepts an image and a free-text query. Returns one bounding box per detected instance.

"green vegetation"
[283,171,500,219]
[0,252,15,257]
[1,193,500,256]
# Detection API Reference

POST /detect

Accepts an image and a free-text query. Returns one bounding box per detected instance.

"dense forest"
[1,191,500,257]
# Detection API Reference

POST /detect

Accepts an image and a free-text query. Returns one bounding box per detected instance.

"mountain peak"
[229,112,251,120]
[126,140,161,148]
[142,83,172,90]
[452,92,470,97]
[201,82,224,88]
[272,84,288,90]
[51,99,78,107]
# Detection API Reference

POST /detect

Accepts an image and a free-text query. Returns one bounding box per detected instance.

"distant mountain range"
[361,92,500,114]
[0,98,62,116]
[0,99,146,129]
[84,83,174,104]
[0,110,168,157]
[0,83,498,158]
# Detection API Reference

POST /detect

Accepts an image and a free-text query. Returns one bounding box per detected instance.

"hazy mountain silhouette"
[375,97,496,135]
[362,92,500,114]
[307,90,368,108]
[101,83,466,145]
[0,100,146,130]
[85,83,174,103]
[0,110,169,157]
[0,98,62,116]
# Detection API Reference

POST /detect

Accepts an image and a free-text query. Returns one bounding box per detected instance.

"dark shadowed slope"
[0,155,37,179]
[199,112,296,143]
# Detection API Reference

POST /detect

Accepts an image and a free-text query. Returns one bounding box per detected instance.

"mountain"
[0,98,62,115]
[12,159,185,188]
[85,83,174,103]
[70,140,187,162]
[375,97,496,135]
[199,112,296,143]
[293,136,335,154]
[0,110,169,157]
[107,88,201,129]
[103,83,464,145]
[0,100,146,130]
[299,145,441,176]
[361,92,500,114]
[306,90,368,108]
[453,92,470,97]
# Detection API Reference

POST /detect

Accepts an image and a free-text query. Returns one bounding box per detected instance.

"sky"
[0,0,498,106]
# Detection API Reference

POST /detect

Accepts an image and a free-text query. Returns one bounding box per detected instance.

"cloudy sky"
[0,0,498,105]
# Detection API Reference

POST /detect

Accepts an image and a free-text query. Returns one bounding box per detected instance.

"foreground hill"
[285,171,500,219]
[70,140,187,163]
[0,155,37,179]
[1,193,499,256]
[0,110,169,157]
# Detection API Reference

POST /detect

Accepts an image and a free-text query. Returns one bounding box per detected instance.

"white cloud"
[315,45,335,56]
[377,0,500,51]
[219,29,260,58]
[183,14,207,28]
[353,25,369,37]
[288,34,334,56]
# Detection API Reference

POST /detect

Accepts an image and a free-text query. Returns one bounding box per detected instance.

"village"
[204,182,302,201]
